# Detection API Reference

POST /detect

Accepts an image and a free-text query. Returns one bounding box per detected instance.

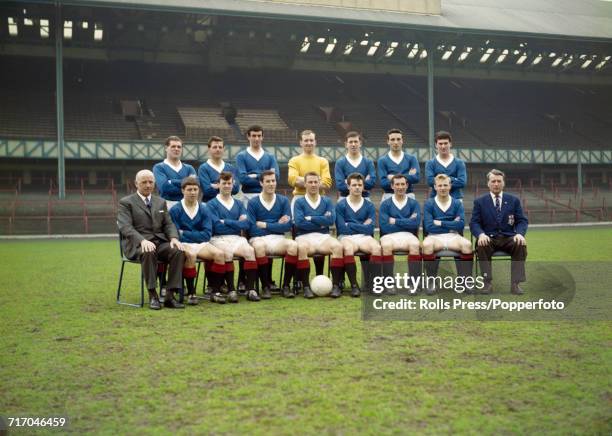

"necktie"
[145,197,151,209]
[495,195,501,212]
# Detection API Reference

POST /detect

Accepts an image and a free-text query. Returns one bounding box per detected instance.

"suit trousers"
[477,235,527,284]
[140,241,185,290]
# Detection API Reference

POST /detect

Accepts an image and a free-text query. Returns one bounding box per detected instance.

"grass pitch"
[1,228,611,434]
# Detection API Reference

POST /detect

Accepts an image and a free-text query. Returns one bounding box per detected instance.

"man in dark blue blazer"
[470,169,528,294]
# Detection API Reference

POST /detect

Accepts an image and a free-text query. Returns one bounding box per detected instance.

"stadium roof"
[23,0,612,42]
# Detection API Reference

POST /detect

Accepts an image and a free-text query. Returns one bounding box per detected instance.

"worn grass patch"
[1,228,611,434]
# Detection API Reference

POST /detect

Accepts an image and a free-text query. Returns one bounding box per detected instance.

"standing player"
[294,172,345,298]
[153,135,197,209]
[379,174,422,292]
[236,125,280,206]
[152,135,196,296]
[425,131,467,200]
[198,136,240,203]
[335,173,381,297]
[247,170,301,299]
[207,172,259,303]
[334,131,376,200]
[422,174,473,295]
[378,128,420,202]
[288,129,332,211]
[169,176,228,304]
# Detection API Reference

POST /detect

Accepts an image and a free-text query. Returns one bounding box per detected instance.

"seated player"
[379,174,422,293]
[169,176,228,304]
[207,171,259,303]
[422,174,473,295]
[198,136,240,203]
[335,173,381,297]
[247,170,301,299]
[294,172,345,298]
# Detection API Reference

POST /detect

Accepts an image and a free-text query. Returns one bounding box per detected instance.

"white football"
[310,275,333,297]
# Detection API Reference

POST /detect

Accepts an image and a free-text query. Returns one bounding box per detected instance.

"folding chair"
[116,232,178,307]
[116,232,145,308]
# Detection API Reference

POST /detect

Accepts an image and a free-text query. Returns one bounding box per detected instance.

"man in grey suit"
[118,169,186,309]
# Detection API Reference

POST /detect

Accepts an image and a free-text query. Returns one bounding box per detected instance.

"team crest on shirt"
[508,214,514,226]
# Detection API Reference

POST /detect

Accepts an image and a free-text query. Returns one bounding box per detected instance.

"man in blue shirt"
[153,135,197,209]
[236,125,280,207]
[335,173,381,297]
[378,128,420,201]
[169,176,228,305]
[425,131,467,200]
[198,136,239,203]
[334,131,376,200]
[379,174,422,293]
[422,174,474,295]
[247,170,302,299]
[470,169,528,295]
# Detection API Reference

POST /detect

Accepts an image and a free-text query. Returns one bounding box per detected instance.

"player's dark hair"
[344,131,361,142]
[346,172,364,185]
[246,125,264,137]
[435,130,452,143]
[260,169,276,182]
[181,176,200,189]
[392,174,407,184]
[387,128,403,139]
[219,171,233,182]
[164,135,182,147]
[207,136,223,147]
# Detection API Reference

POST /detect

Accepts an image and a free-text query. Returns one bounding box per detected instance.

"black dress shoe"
[480,282,493,294]
[246,290,260,302]
[330,285,342,298]
[350,285,361,298]
[149,298,161,310]
[164,298,185,309]
[282,286,295,298]
[260,287,272,300]
[511,283,525,295]
[303,286,315,299]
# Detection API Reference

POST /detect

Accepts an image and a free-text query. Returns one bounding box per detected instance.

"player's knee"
[286,240,298,256]
[422,240,433,254]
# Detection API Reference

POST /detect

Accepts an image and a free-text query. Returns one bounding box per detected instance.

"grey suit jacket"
[117,193,179,260]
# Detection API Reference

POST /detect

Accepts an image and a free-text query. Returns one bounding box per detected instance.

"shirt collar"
[392,195,407,210]
[247,147,265,161]
[163,158,183,172]
[206,159,225,174]
[490,192,504,203]
[136,191,151,204]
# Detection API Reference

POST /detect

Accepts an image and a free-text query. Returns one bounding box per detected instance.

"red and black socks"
[344,256,358,287]
[244,260,258,291]
[330,257,344,286]
[224,261,235,292]
[283,255,298,288]
[256,257,270,289]
[182,266,197,295]
[297,259,310,286]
